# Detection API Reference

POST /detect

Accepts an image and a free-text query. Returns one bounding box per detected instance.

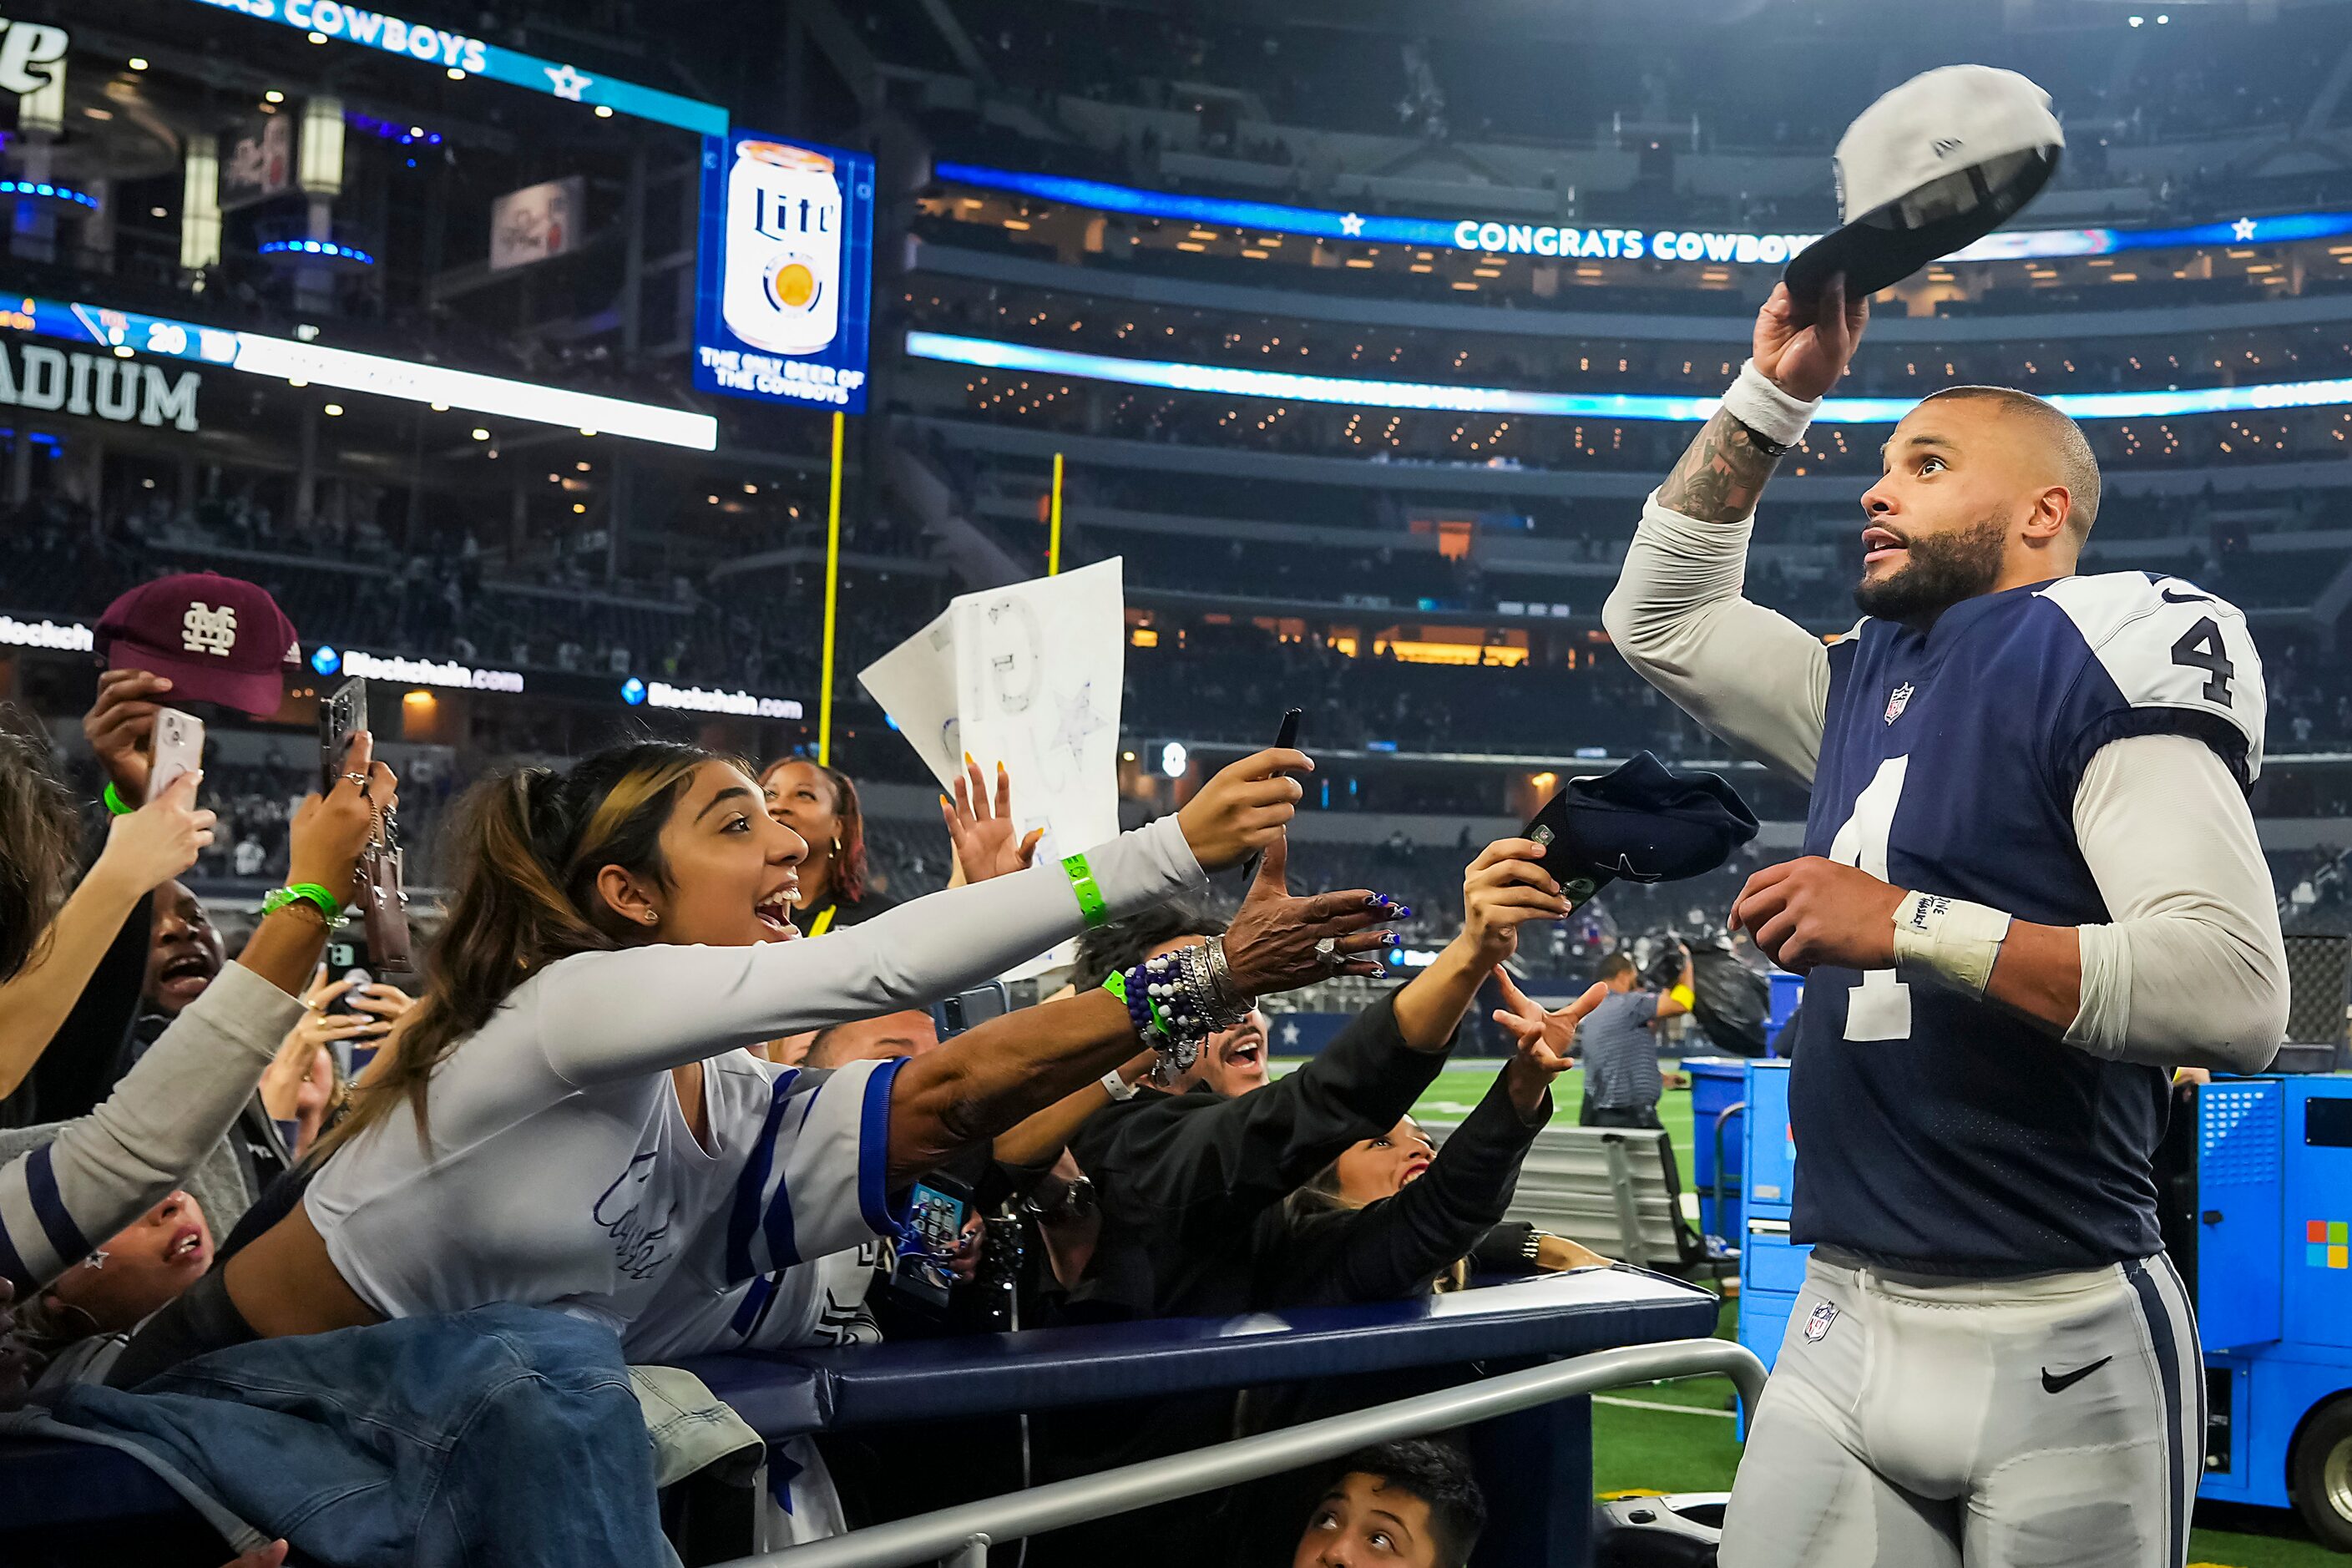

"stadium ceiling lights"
[20,294,717,449]
[934,161,2352,268]
[908,330,2352,425]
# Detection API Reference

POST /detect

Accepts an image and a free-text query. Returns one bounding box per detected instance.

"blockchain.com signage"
[692,130,874,413]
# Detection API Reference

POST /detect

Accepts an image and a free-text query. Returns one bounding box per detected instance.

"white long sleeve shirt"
[305,814,1206,1329]
[0,962,303,1293]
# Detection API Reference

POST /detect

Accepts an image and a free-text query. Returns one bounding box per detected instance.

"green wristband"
[261,883,347,927]
[1100,971,1170,1041]
[103,781,137,817]
[1062,852,1108,928]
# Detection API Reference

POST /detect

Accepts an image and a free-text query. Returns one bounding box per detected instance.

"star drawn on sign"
[1047,680,1109,766]
[1282,1021,1302,1048]
[1339,211,1365,237]
[2232,215,2258,241]
[545,63,594,101]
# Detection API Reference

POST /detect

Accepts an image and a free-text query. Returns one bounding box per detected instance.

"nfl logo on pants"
[1803,1301,1839,1343]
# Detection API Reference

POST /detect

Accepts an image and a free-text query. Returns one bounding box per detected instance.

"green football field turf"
[1365,1063,2341,1566]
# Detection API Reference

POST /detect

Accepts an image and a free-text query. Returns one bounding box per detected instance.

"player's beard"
[1853,513,2008,624]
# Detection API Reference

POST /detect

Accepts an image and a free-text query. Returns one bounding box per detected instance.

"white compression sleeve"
[538,813,1207,1087]
[0,960,302,1292]
[2066,732,2289,1070]
[1601,490,1834,786]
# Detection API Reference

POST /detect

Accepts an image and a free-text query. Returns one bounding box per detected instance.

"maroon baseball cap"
[96,572,300,718]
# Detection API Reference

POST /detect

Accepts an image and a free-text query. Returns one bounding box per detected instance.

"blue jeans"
[47,1305,670,1568]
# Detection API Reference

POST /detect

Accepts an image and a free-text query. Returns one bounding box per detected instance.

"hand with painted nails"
[1216,837,1401,998]
[941,755,1045,886]
[1456,837,1574,969]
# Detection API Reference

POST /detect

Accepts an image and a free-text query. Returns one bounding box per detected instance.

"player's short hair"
[1918,385,2101,539]
[1327,1441,1485,1568]
[1596,953,1638,984]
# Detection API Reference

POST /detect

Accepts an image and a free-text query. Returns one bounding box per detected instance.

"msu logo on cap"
[182,603,239,658]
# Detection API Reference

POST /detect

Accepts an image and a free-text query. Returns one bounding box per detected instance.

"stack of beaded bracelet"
[1102,936,1257,1080]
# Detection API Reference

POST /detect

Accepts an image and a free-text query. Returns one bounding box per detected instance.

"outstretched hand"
[1754,275,1869,402]
[96,770,217,894]
[1174,748,1311,871]
[84,669,173,804]
[1217,837,1403,998]
[1493,972,1608,1120]
[285,733,397,908]
[940,756,1044,885]
[1459,837,1571,968]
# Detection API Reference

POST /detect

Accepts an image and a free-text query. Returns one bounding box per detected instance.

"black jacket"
[1064,990,1449,1322]
[1250,1065,1550,1310]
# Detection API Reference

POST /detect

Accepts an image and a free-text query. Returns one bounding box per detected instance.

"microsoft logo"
[2306,1220,2349,1270]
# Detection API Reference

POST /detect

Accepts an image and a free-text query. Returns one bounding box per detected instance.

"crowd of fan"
[0,624,1644,1567]
[3,527,2347,1565]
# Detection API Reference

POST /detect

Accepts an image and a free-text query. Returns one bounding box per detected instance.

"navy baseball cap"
[1524,752,1758,903]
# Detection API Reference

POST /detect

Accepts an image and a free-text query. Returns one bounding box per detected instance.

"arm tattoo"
[1658,407,1786,524]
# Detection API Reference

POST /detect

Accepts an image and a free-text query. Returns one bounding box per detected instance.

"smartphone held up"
[317,676,415,975]
[148,707,205,799]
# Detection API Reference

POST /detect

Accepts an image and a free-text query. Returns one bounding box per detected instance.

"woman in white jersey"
[111,738,1403,1382]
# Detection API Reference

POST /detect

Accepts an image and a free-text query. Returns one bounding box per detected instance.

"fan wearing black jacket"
[1259,966,1612,1310]
[1029,838,1580,1568]
[1061,841,1573,1323]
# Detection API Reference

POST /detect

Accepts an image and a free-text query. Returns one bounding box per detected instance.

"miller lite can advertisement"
[692,129,874,412]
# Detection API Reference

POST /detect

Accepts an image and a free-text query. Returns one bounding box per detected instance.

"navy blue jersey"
[1788,571,2263,1275]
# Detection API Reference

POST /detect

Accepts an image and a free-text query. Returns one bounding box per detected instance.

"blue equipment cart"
[1682,1057,1749,1245]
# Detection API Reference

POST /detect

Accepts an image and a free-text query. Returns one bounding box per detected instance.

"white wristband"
[1891,890,2014,1001]
[1100,1069,1140,1101]
[1717,358,1821,450]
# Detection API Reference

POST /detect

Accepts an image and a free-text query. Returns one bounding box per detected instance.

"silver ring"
[341,772,370,787]
[1313,937,1343,971]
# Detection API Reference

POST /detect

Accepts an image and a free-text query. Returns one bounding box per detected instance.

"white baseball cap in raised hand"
[1783,64,2063,303]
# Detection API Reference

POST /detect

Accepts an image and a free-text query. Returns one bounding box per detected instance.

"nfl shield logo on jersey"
[1884,682,1914,724]
[1803,1301,1839,1343]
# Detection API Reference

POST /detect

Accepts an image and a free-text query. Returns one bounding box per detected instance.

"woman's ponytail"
[310,742,711,1161]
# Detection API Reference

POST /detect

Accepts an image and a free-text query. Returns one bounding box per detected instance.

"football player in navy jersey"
[1606,273,2289,1568]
